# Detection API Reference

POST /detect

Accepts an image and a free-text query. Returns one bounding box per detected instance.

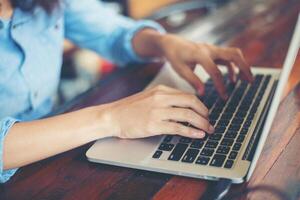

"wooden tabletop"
[0,0,299,199]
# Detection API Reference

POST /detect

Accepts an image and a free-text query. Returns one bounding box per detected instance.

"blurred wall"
[128,0,180,19]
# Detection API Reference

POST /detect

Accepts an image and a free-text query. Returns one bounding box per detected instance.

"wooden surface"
[0,0,299,199]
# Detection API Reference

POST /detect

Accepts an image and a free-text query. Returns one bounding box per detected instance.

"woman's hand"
[103,85,214,139]
[159,34,254,99]
[133,29,254,99]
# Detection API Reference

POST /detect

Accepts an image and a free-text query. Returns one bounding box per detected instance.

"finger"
[172,63,205,95]
[163,93,209,118]
[227,62,237,83]
[161,107,214,133]
[159,121,207,138]
[216,60,237,83]
[212,46,254,82]
[197,57,228,99]
[152,84,192,95]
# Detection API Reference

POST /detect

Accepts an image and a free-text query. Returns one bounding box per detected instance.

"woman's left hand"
[159,34,254,99]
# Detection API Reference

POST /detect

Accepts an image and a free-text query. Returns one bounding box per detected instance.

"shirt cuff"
[0,117,19,183]
[124,20,166,63]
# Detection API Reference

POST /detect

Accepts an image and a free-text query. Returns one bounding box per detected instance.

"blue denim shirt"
[0,0,164,183]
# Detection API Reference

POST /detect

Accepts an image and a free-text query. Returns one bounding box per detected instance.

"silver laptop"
[86,15,300,184]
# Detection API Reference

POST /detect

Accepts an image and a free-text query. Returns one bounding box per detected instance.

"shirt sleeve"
[0,117,19,183]
[63,0,165,66]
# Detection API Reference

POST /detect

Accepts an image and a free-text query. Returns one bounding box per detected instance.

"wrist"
[133,28,166,58]
[85,104,118,140]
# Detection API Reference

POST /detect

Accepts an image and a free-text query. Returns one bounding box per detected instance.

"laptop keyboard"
[152,74,271,169]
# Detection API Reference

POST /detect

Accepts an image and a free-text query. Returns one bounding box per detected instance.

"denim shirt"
[0,0,164,183]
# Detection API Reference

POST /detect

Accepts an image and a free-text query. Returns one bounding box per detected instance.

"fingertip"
[197,86,205,96]
[192,131,206,138]
[209,125,215,133]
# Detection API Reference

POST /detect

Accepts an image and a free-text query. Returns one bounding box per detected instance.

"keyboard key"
[224,159,234,169]
[224,106,236,113]
[152,150,163,159]
[216,146,230,154]
[232,118,244,125]
[196,156,210,165]
[247,113,255,120]
[182,148,200,163]
[217,119,230,127]
[205,140,219,148]
[220,113,233,120]
[224,131,238,139]
[200,148,214,157]
[228,124,241,131]
[168,143,188,161]
[221,138,234,146]
[229,151,238,159]
[211,106,224,115]
[180,137,192,143]
[250,106,258,114]
[232,143,242,151]
[239,81,249,89]
[210,120,217,126]
[215,126,226,134]
[163,135,173,143]
[209,134,222,141]
[215,100,226,108]
[190,140,204,149]
[237,135,245,143]
[210,154,226,167]
[210,114,220,121]
[158,143,175,151]
[240,128,249,135]
[236,111,248,118]
[244,120,252,127]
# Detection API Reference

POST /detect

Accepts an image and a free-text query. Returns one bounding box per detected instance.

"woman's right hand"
[103,85,214,139]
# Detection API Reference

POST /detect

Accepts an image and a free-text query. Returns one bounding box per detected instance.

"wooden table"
[0,0,299,199]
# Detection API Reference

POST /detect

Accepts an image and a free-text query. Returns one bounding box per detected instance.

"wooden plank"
[248,129,300,200]
[152,177,208,200]
[248,83,300,186]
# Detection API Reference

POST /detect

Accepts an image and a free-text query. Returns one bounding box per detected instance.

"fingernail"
[209,125,215,133]
[193,131,205,138]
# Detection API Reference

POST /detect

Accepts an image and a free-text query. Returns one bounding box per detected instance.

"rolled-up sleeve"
[64,0,165,66]
[0,117,19,183]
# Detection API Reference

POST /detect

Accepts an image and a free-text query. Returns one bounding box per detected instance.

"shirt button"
[0,21,4,30]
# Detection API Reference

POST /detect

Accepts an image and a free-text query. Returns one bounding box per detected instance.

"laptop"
[86,15,300,184]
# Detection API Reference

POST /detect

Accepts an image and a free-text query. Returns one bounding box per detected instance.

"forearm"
[3,105,113,170]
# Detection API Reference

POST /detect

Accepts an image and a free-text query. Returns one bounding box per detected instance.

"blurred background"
[59,0,231,106]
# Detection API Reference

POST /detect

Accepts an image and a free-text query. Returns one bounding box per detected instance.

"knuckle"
[173,123,184,134]
[150,91,165,102]
[185,110,197,119]
[231,48,242,58]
